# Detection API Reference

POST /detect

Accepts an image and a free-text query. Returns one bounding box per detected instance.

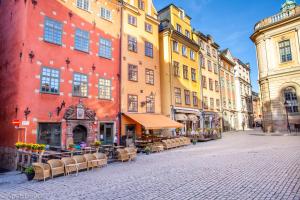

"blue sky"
[153,0,286,92]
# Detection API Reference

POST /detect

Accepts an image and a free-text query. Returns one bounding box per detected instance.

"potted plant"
[144,146,151,155]
[192,139,197,145]
[38,144,46,153]
[68,143,75,151]
[31,144,39,152]
[25,143,33,152]
[93,141,101,152]
[24,166,35,181]
[15,142,23,150]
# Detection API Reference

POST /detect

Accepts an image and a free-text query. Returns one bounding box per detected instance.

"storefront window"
[38,123,61,147]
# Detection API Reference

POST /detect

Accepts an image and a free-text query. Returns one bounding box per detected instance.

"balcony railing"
[254,6,300,31]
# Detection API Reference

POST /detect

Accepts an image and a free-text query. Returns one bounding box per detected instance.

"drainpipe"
[199,52,204,130]
[169,30,174,119]
[118,1,124,145]
[218,54,224,132]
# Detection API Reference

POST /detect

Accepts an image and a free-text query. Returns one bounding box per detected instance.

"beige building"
[193,31,222,130]
[219,49,238,131]
[251,0,300,132]
[234,59,253,130]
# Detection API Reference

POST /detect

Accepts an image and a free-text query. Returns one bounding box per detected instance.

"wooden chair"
[125,147,137,161]
[116,149,129,162]
[72,155,88,171]
[93,153,108,167]
[32,163,51,181]
[61,157,78,176]
[83,154,103,170]
[47,159,65,178]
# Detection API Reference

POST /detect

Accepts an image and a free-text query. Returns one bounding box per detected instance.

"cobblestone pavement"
[0,130,300,200]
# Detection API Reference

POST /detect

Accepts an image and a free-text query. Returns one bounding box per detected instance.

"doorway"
[73,125,87,145]
[99,123,114,145]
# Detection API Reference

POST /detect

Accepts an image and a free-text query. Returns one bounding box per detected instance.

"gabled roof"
[220,49,235,65]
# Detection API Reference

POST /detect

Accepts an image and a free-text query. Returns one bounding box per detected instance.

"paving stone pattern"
[0,131,300,200]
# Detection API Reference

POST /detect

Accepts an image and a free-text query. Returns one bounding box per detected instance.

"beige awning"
[175,114,188,121]
[124,113,184,130]
[188,114,198,122]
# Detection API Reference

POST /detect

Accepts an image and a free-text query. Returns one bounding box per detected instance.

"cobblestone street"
[0,131,300,200]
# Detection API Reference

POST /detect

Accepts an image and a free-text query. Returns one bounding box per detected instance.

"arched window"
[284,87,298,113]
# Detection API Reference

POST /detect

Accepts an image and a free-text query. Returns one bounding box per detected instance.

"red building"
[0,0,121,169]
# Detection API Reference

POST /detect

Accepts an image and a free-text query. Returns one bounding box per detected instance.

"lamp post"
[284,101,291,133]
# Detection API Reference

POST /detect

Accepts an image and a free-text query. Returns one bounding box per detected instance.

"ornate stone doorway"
[73,125,87,145]
[63,101,96,148]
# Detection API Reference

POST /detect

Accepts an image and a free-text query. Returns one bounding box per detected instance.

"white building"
[234,59,253,130]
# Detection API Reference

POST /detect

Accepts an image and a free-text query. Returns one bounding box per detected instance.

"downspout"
[118,1,124,145]
[218,54,224,132]
[169,30,174,120]
[199,52,204,130]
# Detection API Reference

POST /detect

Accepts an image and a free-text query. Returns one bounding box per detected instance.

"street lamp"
[284,101,291,133]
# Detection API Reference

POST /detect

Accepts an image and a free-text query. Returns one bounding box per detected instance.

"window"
[128,64,138,81]
[100,7,112,21]
[208,60,212,71]
[145,23,152,33]
[40,67,60,94]
[184,90,190,105]
[212,49,216,57]
[173,61,180,77]
[209,78,213,91]
[203,97,208,109]
[173,41,178,52]
[175,88,181,104]
[202,76,207,88]
[223,100,227,108]
[128,35,137,52]
[207,45,211,56]
[75,28,89,53]
[38,123,61,147]
[138,0,145,10]
[73,73,88,97]
[145,41,153,57]
[199,40,204,49]
[44,17,63,45]
[210,98,214,109]
[128,14,137,26]
[279,40,292,63]
[176,24,182,33]
[182,45,187,56]
[284,87,298,113]
[145,69,154,85]
[77,0,89,11]
[191,68,196,82]
[200,54,205,68]
[214,63,218,74]
[185,30,190,38]
[193,92,198,106]
[128,95,138,112]
[183,65,188,79]
[146,96,155,113]
[99,37,112,59]
[190,50,195,60]
[215,81,219,92]
[98,78,112,100]
[216,99,220,109]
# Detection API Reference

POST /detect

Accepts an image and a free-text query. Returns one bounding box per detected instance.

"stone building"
[234,59,253,130]
[251,0,300,132]
[193,31,222,130]
[0,0,121,169]
[219,49,238,131]
[252,91,262,127]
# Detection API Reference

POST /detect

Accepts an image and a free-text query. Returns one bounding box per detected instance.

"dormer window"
[179,10,185,19]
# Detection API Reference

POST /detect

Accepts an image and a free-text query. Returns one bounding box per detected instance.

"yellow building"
[193,31,222,130]
[158,4,201,134]
[251,0,300,133]
[120,0,182,143]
